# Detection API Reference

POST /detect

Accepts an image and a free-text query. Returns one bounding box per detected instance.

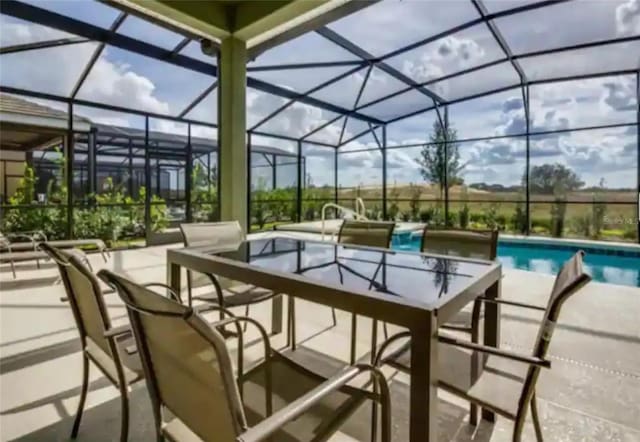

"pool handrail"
[321,200,368,241]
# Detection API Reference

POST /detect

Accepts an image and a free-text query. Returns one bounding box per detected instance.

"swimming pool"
[391,233,640,288]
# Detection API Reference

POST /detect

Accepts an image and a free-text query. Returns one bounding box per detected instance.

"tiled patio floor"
[1,232,639,441]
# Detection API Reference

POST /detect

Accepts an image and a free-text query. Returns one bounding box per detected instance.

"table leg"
[167,261,181,297]
[409,312,438,442]
[271,294,283,335]
[482,278,502,422]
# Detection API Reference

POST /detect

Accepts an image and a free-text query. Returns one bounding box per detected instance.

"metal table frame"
[167,237,502,441]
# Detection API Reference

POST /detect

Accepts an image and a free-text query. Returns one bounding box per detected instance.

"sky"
[0,0,638,191]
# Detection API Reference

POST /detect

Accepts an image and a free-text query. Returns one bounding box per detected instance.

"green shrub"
[572,213,591,238]
[510,204,527,234]
[458,204,470,229]
[550,198,567,237]
[419,208,434,223]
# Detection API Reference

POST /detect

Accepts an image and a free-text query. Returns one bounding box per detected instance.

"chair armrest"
[237,364,390,442]
[438,334,550,368]
[104,324,132,339]
[477,296,546,311]
[143,282,182,303]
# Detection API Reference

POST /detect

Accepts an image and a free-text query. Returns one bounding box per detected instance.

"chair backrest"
[40,243,113,358]
[516,251,591,421]
[337,220,395,249]
[420,228,498,260]
[98,269,246,442]
[532,251,591,359]
[180,221,245,248]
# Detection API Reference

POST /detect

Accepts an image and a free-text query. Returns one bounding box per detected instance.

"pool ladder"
[320,198,367,241]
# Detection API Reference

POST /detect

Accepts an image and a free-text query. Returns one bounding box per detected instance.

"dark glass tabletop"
[191,237,497,307]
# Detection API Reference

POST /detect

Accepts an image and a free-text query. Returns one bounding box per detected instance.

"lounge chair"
[98,268,392,442]
[375,251,591,441]
[0,230,109,278]
[39,243,177,442]
[179,221,280,331]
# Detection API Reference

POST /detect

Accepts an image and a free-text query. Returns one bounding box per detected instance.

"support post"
[524,85,531,236]
[186,123,193,222]
[144,117,151,242]
[334,148,338,206]
[66,102,74,239]
[382,125,387,220]
[443,106,449,226]
[127,139,133,197]
[247,132,252,230]
[272,154,277,190]
[297,140,302,223]
[218,36,248,233]
[88,128,97,196]
[636,72,639,243]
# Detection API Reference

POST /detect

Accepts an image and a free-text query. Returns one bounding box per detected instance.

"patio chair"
[179,221,279,331]
[289,220,396,362]
[420,228,499,340]
[98,268,392,442]
[375,251,591,441]
[39,243,180,442]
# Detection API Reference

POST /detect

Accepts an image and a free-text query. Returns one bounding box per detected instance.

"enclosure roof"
[0,0,638,148]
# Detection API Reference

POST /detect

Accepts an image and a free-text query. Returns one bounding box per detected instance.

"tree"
[525,163,583,238]
[527,163,584,195]
[416,120,465,199]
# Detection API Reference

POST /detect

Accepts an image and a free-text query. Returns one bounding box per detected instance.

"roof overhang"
[105,0,376,57]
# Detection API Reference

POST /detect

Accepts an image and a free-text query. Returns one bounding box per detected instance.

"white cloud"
[402,35,485,86]
[616,0,640,35]
[1,18,170,119]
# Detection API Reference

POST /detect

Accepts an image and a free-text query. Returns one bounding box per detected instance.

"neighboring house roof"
[0,94,296,158]
[0,93,89,122]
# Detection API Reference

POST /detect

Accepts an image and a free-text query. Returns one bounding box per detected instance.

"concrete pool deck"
[1,230,639,441]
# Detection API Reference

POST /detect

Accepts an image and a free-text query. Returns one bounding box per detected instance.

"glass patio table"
[167,236,502,442]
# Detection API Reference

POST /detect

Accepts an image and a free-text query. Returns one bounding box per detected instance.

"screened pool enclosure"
[0,0,638,245]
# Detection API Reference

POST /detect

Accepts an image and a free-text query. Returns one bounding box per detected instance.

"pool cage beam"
[0,36,90,55]
[178,81,218,118]
[248,62,369,132]
[71,11,127,99]
[339,64,374,145]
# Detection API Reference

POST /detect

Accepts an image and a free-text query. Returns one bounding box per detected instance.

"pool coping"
[276,221,640,256]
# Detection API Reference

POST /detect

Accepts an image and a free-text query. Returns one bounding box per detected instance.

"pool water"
[391,234,640,288]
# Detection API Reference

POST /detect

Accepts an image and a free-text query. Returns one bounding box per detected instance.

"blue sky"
[0,0,638,190]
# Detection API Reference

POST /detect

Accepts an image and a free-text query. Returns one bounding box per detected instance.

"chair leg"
[470,299,482,426]
[119,383,130,442]
[186,270,193,307]
[350,313,357,365]
[71,354,89,438]
[331,307,337,327]
[36,258,41,269]
[10,260,16,279]
[382,322,388,340]
[243,304,249,332]
[289,296,296,350]
[531,394,544,442]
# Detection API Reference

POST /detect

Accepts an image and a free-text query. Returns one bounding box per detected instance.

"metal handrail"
[355,197,366,218]
[320,199,368,241]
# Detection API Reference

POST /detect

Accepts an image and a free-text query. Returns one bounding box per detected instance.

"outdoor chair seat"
[240,351,373,442]
[385,341,525,419]
[193,284,275,307]
[376,251,591,441]
[85,335,143,386]
[98,269,392,442]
